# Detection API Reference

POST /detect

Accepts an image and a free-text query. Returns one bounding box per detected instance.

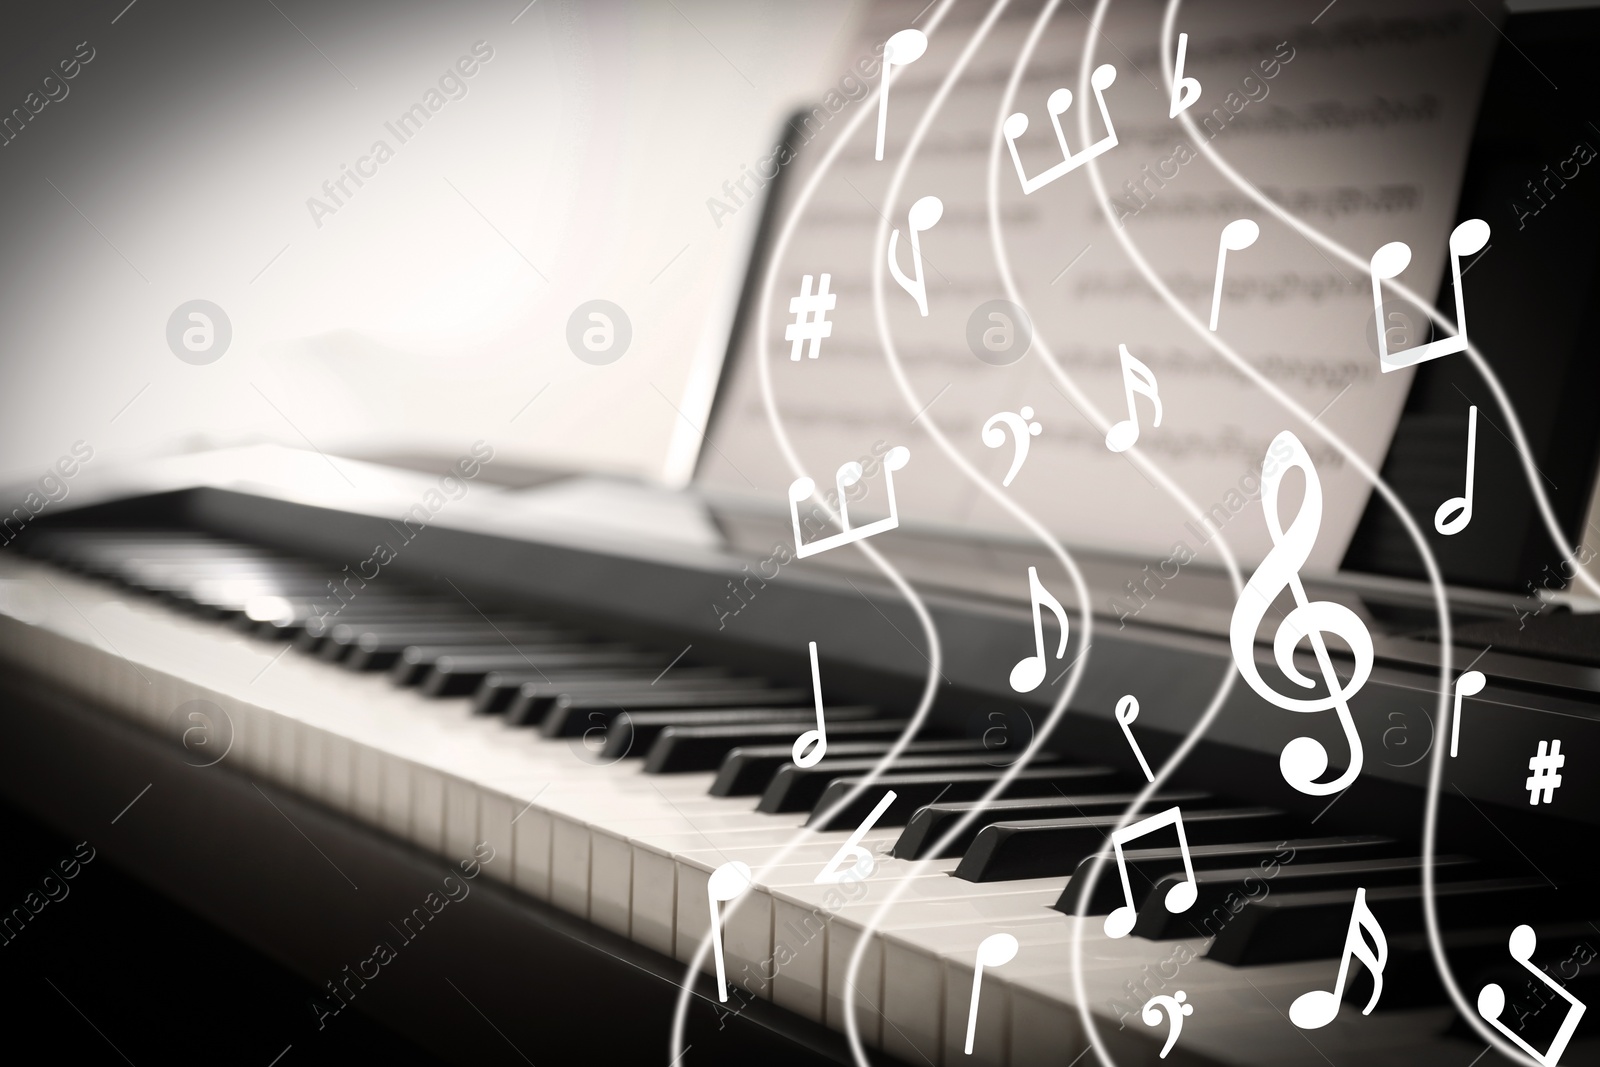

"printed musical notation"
[1370,219,1490,372]
[982,406,1042,487]
[815,790,896,884]
[965,932,1019,1055]
[1105,344,1163,453]
[1479,924,1587,1065]
[1002,64,1119,194]
[707,861,753,1002]
[1230,431,1374,796]
[1142,990,1194,1059]
[1103,807,1198,939]
[1009,566,1069,693]
[788,446,911,558]
[1116,694,1156,783]
[792,641,828,768]
[1435,405,1477,536]
[1209,219,1259,331]
[1290,887,1387,1028]
[1168,32,1201,117]
[1448,669,1485,758]
[887,195,943,316]
[876,28,927,162]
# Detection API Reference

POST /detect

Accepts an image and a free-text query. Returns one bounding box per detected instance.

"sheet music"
[697,0,1497,573]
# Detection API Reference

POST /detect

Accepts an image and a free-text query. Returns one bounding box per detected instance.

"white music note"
[982,406,1042,487]
[815,790,897,884]
[1168,32,1200,117]
[1436,405,1477,536]
[887,196,942,316]
[1371,219,1490,372]
[1002,64,1119,195]
[792,641,828,768]
[1116,694,1155,783]
[1209,219,1259,331]
[876,28,927,162]
[965,932,1019,1055]
[1105,344,1163,453]
[1104,807,1197,938]
[1142,990,1194,1059]
[707,860,753,1002]
[1480,924,1587,1065]
[788,446,911,558]
[1290,887,1388,1028]
[1449,670,1486,758]
[1230,431,1374,796]
[1009,566,1069,693]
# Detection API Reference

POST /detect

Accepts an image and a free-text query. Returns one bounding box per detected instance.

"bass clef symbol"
[1230,431,1373,796]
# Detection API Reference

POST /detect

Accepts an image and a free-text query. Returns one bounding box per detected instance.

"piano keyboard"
[1,527,1591,1066]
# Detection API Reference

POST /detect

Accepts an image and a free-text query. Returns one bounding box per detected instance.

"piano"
[4,4,1600,1066]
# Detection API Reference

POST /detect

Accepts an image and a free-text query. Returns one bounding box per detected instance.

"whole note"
[981,406,1043,487]
[1434,405,1477,536]
[1105,344,1163,453]
[1009,566,1069,693]
[965,932,1019,1055]
[876,29,928,162]
[1229,431,1374,796]
[1289,887,1387,1029]
[1209,219,1259,332]
[792,641,828,768]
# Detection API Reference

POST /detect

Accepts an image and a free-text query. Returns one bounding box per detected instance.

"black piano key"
[252,598,458,638]
[954,807,1296,883]
[1132,855,1481,939]
[422,650,666,697]
[758,753,1067,814]
[536,689,807,734]
[644,716,907,773]
[318,623,567,663]
[711,740,994,797]
[296,614,483,652]
[1206,879,1557,966]
[1053,836,1398,917]
[892,792,1212,860]
[463,668,726,709]
[594,706,881,763]
[804,767,1128,830]
[343,637,589,672]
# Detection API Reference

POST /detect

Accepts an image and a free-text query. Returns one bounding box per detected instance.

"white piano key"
[410,765,445,852]
[444,775,479,860]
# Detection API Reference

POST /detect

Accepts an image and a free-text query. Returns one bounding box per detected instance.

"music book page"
[697,0,1498,574]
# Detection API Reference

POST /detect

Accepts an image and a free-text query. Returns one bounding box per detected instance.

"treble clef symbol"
[1230,431,1374,796]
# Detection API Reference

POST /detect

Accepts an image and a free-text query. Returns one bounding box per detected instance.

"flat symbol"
[1525,740,1564,805]
[1168,32,1200,117]
[786,274,836,361]
[981,407,1042,487]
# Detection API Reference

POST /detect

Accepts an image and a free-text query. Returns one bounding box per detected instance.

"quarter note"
[964,932,1019,1055]
[1290,887,1387,1029]
[1370,218,1490,372]
[1435,405,1477,536]
[1209,219,1259,331]
[788,446,911,558]
[707,860,753,1002]
[887,195,943,316]
[875,29,927,162]
[1449,669,1486,758]
[1116,694,1155,783]
[792,641,828,768]
[1104,344,1163,453]
[1479,924,1587,1065]
[1002,64,1119,195]
[1168,32,1200,117]
[815,790,897,884]
[1230,431,1374,796]
[1104,806,1197,938]
[1009,566,1069,693]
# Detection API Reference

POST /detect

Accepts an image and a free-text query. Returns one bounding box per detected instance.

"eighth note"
[876,28,928,162]
[965,932,1018,1055]
[1449,669,1485,758]
[982,406,1042,487]
[789,446,911,558]
[1290,887,1387,1028]
[1168,32,1200,117]
[1010,566,1069,693]
[887,195,943,317]
[1370,218,1490,372]
[1116,694,1155,783]
[1435,405,1477,536]
[1209,219,1259,331]
[792,640,828,767]
[1104,807,1197,938]
[1479,924,1587,1065]
[707,860,753,1002]
[1105,344,1163,453]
